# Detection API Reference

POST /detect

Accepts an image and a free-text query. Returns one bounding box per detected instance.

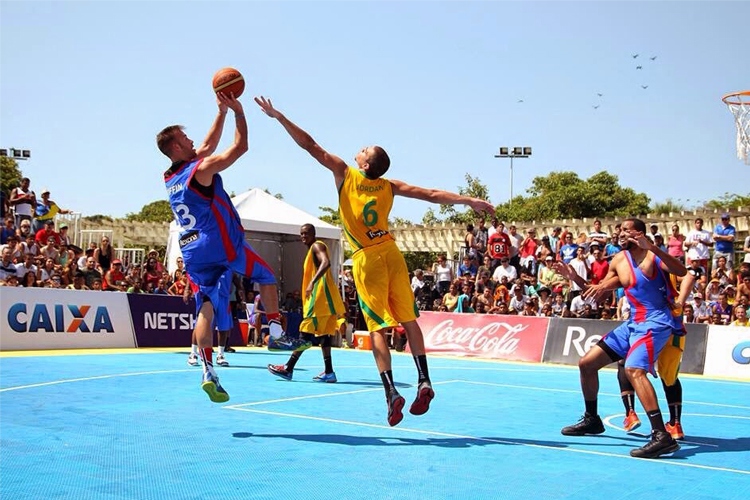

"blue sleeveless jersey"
[622,251,677,328]
[164,160,245,267]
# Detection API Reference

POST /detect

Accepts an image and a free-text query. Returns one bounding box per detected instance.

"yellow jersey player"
[268,224,347,383]
[255,96,494,426]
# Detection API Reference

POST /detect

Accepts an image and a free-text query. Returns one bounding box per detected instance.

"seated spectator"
[493,277,510,305]
[0,247,17,280]
[61,260,80,287]
[442,282,460,312]
[57,224,72,246]
[537,235,555,263]
[682,303,696,323]
[104,259,127,291]
[58,243,74,268]
[712,293,732,324]
[474,271,491,295]
[168,270,188,296]
[458,256,477,278]
[127,277,145,294]
[125,263,142,288]
[476,255,493,285]
[67,271,90,291]
[492,257,517,283]
[455,284,474,313]
[411,269,426,293]
[691,293,712,323]
[14,253,37,278]
[508,286,529,314]
[599,307,613,320]
[737,272,750,303]
[16,219,33,242]
[474,301,487,314]
[550,293,567,317]
[732,305,749,326]
[0,234,23,262]
[2,274,20,287]
[570,294,598,318]
[48,274,63,289]
[712,256,735,288]
[488,300,509,315]
[39,236,59,264]
[540,303,553,317]
[705,279,722,304]
[21,234,39,258]
[91,278,103,291]
[433,254,453,296]
[81,256,103,289]
[0,217,16,244]
[34,220,60,246]
[142,257,161,290]
[39,257,56,283]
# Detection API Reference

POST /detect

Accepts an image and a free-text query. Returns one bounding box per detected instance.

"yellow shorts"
[353,241,419,332]
[300,315,343,337]
[656,334,685,386]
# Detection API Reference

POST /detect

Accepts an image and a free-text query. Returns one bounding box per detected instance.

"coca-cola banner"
[413,312,549,362]
[543,318,708,375]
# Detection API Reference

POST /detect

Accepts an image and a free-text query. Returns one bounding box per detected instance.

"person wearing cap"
[712,213,736,270]
[691,292,711,323]
[33,187,72,233]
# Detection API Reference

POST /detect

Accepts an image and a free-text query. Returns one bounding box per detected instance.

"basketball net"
[723,91,750,165]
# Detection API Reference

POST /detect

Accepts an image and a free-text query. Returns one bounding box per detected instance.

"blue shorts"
[230,241,276,285]
[601,321,673,376]
[189,267,234,331]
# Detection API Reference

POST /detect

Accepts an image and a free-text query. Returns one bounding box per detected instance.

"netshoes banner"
[0,287,136,350]
[414,311,549,362]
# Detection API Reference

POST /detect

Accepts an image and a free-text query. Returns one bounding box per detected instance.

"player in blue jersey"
[157,92,310,403]
[554,218,686,459]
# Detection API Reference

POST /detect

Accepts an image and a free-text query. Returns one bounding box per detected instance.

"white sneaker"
[187,353,199,366]
[216,354,229,367]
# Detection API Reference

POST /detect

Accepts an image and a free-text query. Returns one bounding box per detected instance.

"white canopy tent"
[166,188,343,298]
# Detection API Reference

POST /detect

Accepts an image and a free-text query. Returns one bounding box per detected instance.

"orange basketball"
[212,67,245,98]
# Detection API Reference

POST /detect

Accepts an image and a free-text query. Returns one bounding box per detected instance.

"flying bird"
[641,85,649,89]
[636,65,643,70]
[650,56,657,61]
[517,99,524,103]
[632,54,639,59]
[597,93,603,97]
[593,105,600,109]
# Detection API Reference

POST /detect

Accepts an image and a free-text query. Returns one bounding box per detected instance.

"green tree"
[490,171,651,223]
[402,251,440,273]
[421,208,442,225]
[262,188,284,200]
[126,200,174,223]
[318,206,341,227]
[390,217,413,226]
[651,198,686,215]
[1,157,23,196]
[703,192,750,210]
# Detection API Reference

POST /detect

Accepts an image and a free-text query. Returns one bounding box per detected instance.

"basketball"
[212,67,245,98]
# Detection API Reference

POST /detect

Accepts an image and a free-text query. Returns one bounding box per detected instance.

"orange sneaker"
[623,410,642,432]
[665,422,684,440]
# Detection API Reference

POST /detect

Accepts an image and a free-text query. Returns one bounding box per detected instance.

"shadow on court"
[670,436,750,458]
[230,432,640,449]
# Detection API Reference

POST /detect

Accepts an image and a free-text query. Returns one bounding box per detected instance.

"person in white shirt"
[410,269,426,293]
[569,247,591,299]
[570,294,598,317]
[492,257,518,283]
[684,217,712,267]
[0,247,18,281]
[690,292,712,323]
[587,219,609,248]
[13,253,38,279]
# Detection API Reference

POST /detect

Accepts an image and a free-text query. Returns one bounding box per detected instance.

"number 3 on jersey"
[173,203,196,230]
[363,200,378,227]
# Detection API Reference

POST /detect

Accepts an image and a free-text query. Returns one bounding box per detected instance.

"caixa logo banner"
[703,326,750,379]
[7,303,113,333]
[731,341,750,365]
[0,287,136,350]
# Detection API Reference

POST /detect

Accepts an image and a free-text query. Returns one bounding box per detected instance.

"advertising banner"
[542,318,708,375]
[703,325,750,380]
[0,287,136,350]
[127,294,196,348]
[414,312,549,362]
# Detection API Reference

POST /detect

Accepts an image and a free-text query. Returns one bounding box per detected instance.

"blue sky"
[1,1,748,223]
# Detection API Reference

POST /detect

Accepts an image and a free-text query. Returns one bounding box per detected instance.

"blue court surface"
[1,347,748,500]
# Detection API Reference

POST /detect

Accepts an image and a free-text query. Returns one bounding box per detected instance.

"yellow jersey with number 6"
[339,167,395,251]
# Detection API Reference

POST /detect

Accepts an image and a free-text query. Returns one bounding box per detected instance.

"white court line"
[456,380,750,410]
[227,406,750,476]
[224,380,463,409]
[0,369,194,392]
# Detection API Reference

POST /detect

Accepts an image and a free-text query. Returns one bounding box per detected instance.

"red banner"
[412,312,549,362]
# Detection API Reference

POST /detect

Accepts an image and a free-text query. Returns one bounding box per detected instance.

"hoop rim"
[722,90,750,105]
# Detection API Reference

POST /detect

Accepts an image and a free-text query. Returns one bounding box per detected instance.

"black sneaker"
[561,413,605,436]
[630,430,680,458]
[387,391,405,427]
[409,381,435,416]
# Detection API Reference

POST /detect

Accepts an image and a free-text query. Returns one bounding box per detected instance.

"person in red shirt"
[487,226,512,271]
[590,246,609,285]
[34,220,60,246]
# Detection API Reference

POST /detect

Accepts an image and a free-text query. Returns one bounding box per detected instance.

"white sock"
[191,344,198,355]
[219,346,225,356]
[269,320,283,340]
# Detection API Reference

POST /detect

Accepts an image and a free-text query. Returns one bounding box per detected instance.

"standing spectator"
[94,236,115,277]
[654,234,667,253]
[474,217,488,257]
[172,256,185,281]
[667,224,686,264]
[537,236,555,263]
[743,235,750,264]
[568,247,590,302]
[519,228,538,276]
[604,224,622,261]
[487,223,512,270]
[33,188,72,232]
[548,226,563,255]
[507,225,523,273]
[685,218,712,268]
[712,213,736,269]
[487,218,502,239]
[0,189,7,220]
[587,219,609,248]
[464,223,478,263]
[433,254,453,296]
[590,247,609,285]
[559,233,579,264]
[9,178,36,228]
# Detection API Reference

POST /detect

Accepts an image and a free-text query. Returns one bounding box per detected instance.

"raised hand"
[254,96,282,119]
[468,198,495,215]
[628,231,652,250]
[217,92,243,114]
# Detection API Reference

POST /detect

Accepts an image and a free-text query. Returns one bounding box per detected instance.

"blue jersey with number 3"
[164,159,245,267]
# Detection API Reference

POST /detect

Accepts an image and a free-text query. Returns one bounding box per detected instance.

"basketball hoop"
[722,90,750,165]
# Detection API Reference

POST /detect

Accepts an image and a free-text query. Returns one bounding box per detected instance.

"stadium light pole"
[0,148,32,161]
[494,146,531,204]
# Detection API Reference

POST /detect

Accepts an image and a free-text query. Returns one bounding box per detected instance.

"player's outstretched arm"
[631,233,687,277]
[254,96,347,185]
[195,95,229,158]
[195,93,248,185]
[389,179,495,215]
